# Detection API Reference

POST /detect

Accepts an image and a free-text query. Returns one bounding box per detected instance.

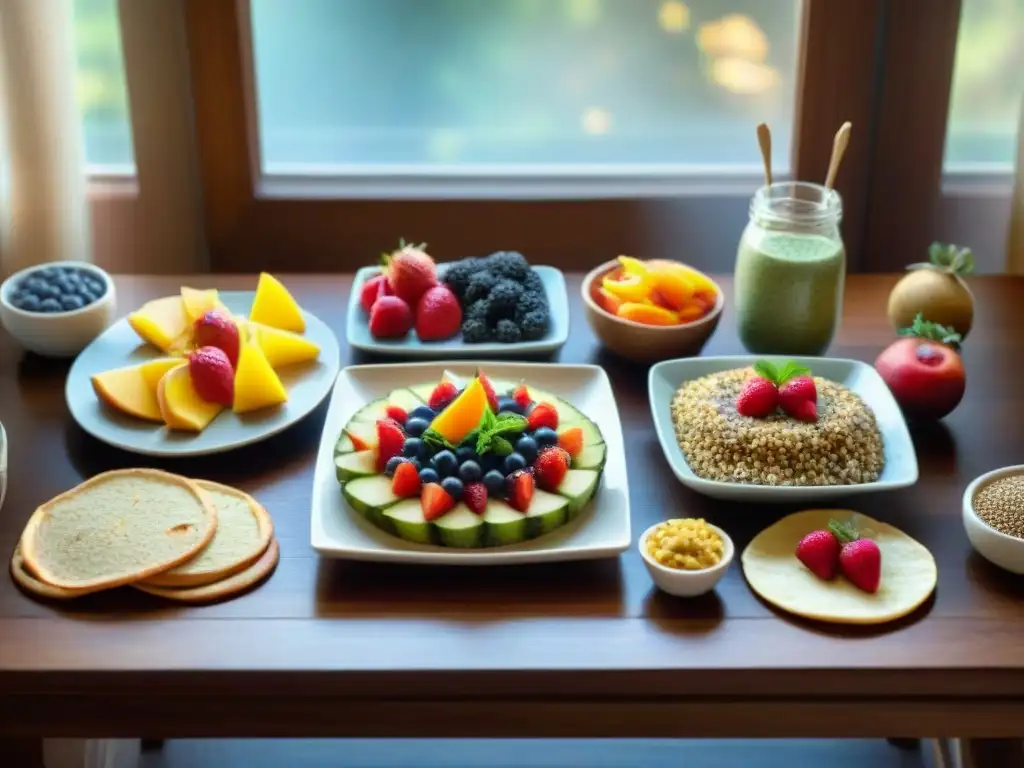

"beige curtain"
[1009,97,1024,274]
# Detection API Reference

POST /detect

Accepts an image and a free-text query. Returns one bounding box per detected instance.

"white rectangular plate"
[311,362,630,564]
[346,265,569,357]
[648,356,918,502]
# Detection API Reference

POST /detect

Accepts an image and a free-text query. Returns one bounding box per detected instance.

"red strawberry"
[512,383,532,409]
[527,402,559,431]
[507,470,535,512]
[368,295,413,338]
[359,273,389,314]
[533,446,570,491]
[375,418,406,472]
[463,482,487,514]
[391,461,421,498]
[421,483,455,521]
[415,285,462,341]
[428,380,459,411]
[779,375,818,423]
[785,398,818,423]
[557,426,584,458]
[188,346,235,406]
[385,404,408,423]
[192,310,240,368]
[830,519,882,593]
[795,529,841,580]
[736,377,777,418]
[477,371,500,412]
[384,242,437,305]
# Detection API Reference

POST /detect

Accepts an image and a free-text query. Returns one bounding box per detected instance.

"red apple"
[875,337,965,420]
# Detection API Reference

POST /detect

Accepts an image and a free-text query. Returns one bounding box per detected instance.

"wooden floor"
[139,739,927,767]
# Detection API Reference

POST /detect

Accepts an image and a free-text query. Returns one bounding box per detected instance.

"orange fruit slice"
[249,273,305,333]
[617,302,679,326]
[602,273,652,303]
[428,377,488,445]
[233,341,288,414]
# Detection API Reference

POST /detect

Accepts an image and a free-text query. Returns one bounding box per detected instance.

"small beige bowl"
[963,465,1024,574]
[638,521,734,597]
[581,259,723,363]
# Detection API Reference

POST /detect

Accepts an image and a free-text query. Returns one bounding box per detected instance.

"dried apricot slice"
[617,302,679,326]
[676,304,707,324]
[602,273,652,303]
[596,287,623,314]
[650,265,695,310]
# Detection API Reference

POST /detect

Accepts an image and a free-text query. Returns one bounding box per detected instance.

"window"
[943,0,1024,171]
[249,0,802,175]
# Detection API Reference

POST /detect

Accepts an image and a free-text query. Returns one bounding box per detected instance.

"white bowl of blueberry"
[0,261,116,357]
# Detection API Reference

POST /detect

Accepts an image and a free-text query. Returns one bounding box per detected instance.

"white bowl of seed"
[963,465,1024,574]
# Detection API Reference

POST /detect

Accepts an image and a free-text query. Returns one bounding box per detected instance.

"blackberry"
[441,257,485,300]
[524,269,543,294]
[514,290,549,323]
[519,310,549,340]
[494,319,522,344]
[486,251,530,281]
[487,279,523,321]
[461,318,491,343]
[465,270,498,303]
[465,299,490,323]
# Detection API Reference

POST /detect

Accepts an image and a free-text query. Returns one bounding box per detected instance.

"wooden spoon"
[756,123,772,187]
[824,121,852,189]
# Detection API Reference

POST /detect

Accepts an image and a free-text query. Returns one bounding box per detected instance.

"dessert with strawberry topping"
[334,371,606,547]
[670,361,884,486]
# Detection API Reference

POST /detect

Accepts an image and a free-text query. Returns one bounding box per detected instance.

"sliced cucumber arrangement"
[434,504,483,548]
[557,469,600,518]
[335,450,377,483]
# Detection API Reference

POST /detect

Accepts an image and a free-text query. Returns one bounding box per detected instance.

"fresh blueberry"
[403,437,427,459]
[431,450,458,477]
[56,276,78,295]
[440,476,464,500]
[384,456,407,477]
[455,445,478,465]
[40,297,61,313]
[503,452,527,475]
[37,283,60,300]
[81,289,99,305]
[37,267,60,280]
[60,294,84,312]
[515,435,538,464]
[19,294,41,312]
[418,467,440,485]
[483,469,506,495]
[533,427,558,448]
[408,404,436,422]
[404,416,429,437]
[496,396,524,415]
[25,277,46,294]
[458,460,482,483]
[84,277,105,296]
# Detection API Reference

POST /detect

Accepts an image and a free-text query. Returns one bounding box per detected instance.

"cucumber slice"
[342,420,379,451]
[482,501,528,546]
[335,450,378,483]
[556,469,600,518]
[343,475,399,520]
[387,387,425,413]
[350,397,388,424]
[552,395,587,425]
[335,432,355,456]
[383,499,433,544]
[573,442,606,471]
[573,418,604,447]
[432,503,483,548]
[526,489,569,537]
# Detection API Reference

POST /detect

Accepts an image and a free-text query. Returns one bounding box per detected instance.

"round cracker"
[10,544,101,600]
[742,509,937,625]
[142,481,273,588]
[133,537,279,604]
[20,469,218,591]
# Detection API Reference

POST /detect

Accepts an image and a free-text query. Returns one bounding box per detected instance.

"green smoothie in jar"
[734,182,845,356]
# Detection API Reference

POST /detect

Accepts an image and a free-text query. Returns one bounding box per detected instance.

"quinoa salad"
[670,367,885,486]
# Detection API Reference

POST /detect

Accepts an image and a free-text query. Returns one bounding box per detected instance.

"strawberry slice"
[512,383,532,409]
[526,402,559,431]
[557,426,584,458]
[375,418,406,472]
[463,482,488,514]
[385,404,408,423]
[391,461,421,498]
[476,371,500,412]
[534,446,570,491]
[421,483,456,521]
[507,470,535,512]
[428,380,459,411]
[359,273,389,314]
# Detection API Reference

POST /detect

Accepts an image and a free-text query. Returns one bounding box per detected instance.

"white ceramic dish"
[346,265,569,357]
[963,465,1024,574]
[638,521,733,597]
[310,361,630,564]
[0,261,117,357]
[65,291,341,457]
[648,356,918,502]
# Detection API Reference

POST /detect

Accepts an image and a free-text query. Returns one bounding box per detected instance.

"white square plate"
[346,266,569,357]
[310,362,630,564]
[648,356,918,502]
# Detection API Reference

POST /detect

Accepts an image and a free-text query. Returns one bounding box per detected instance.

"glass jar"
[734,181,846,356]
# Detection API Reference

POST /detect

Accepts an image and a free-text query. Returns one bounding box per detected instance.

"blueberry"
[496,396,524,415]
[404,417,429,437]
[19,294,41,312]
[515,435,538,464]
[503,452,527,474]
[384,456,407,477]
[458,460,482,483]
[480,452,503,472]
[84,277,105,296]
[39,297,61,313]
[431,450,458,477]
[56,276,78,295]
[37,283,60,300]
[37,267,60,280]
[25,277,47,293]
[455,445,478,465]
[403,437,427,459]
[60,294,84,311]
[440,476,464,500]
[81,289,99,305]
[408,404,436,422]
[418,467,440,485]
[533,427,558,448]
[483,469,506,495]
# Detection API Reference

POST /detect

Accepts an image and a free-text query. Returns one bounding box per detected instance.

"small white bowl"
[639,520,734,597]
[963,465,1024,574]
[0,261,117,357]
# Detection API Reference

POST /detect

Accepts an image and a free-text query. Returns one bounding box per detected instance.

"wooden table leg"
[2,738,44,768]
[958,739,1024,768]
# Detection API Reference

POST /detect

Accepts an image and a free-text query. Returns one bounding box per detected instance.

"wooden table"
[2,274,1024,751]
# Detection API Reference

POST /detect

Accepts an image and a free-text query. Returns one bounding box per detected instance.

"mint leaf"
[422,428,453,452]
[490,437,514,457]
[777,360,811,384]
[753,360,778,382]
[492,414,527,435]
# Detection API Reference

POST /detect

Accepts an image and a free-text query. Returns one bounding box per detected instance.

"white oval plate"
[65,291,340,457]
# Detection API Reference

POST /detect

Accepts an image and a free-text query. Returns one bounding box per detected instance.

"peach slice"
[246,321,320,368]
[92,364,166,422]
[128,296,190,352]
[181,286,230,322]
[248,273,305,333]
[139,358,187,391]
[233,340,288,414]
[617,302,680,326]
[649,263,696,311]
[156,365,223,431]
[428,377,488,445]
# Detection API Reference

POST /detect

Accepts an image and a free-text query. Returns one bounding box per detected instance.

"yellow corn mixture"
[647,518,725,571]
